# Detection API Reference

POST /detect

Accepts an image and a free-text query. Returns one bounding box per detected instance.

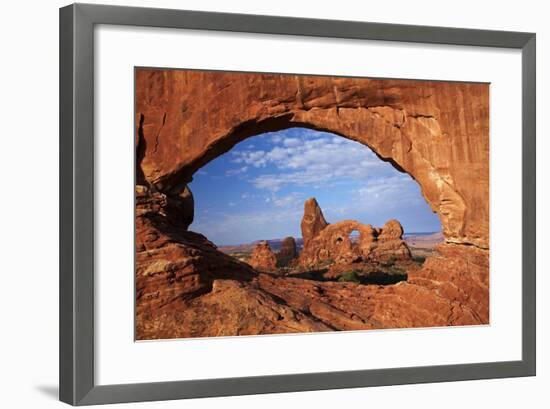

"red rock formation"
[136,69,489,248]
[299,220,373,267]
[301,198,328,247]
[135,186,257,322]
[138,279,332,339]
[410,243,489,323]
[134,70,490,340]
[248,241,277,272]
[371,220,412,260]
[298,200,411,268]
[135,186,488,340]
[277,236,297,267]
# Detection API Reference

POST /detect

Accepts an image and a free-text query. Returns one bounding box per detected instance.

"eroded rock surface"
[136,69,489,248]
[372,220,412,260]
[134,70,490,340]
[135,186,488,340]
[299,199,411,268]
[248,241,277,271]
[301,198,329,247]
[135,186,257,320]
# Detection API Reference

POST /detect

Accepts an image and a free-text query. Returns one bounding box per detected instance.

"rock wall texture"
[249,241,277,271]
[301,198,329,247]
[299,198,411,268]
[135,186,257,319]
[374,220,413,260]
[134,69,490,340]
[135,187,488,340]
[136,69,489,248]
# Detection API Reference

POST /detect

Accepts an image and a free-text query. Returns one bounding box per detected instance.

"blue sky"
[189,128,441,245]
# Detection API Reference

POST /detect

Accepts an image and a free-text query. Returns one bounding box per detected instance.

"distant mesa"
[249,241,277,271]
[299,197,412,269]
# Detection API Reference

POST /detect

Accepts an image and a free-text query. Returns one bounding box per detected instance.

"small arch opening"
[348,230,360,244]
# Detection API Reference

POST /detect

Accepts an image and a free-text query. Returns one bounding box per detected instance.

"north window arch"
[134,67,490,341]
[136,69,488,248]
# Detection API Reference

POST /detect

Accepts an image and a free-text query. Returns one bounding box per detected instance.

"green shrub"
[338,270,361,283]
[413,255,426,264]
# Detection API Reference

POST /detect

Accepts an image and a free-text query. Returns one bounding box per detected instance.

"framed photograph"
[59,3,536,405]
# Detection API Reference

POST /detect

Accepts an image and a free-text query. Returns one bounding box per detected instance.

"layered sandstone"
[135,186,257,319]
[134,69,490,340]
[135,186,488,340]
[136,69,489,248]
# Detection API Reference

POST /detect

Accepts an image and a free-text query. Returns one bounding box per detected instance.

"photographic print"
[135,68,489,340]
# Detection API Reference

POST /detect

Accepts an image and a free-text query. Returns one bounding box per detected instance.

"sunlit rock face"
[248,241,277,271]
[301,198,329,247]
[298,198,412,268]
[136,69,489,248]
[374,220,413,260]
[135,185,488,340]
[134,69,490,340]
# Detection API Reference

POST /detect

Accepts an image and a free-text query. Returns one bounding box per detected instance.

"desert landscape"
[135,68,489,340]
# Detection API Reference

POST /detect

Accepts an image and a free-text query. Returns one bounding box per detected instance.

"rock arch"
[136,69,489,249]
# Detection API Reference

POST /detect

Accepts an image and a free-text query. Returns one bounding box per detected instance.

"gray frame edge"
[59,4,74,404]
[521,36,536,373]
[59,2,536,406]
[60,4,95,405]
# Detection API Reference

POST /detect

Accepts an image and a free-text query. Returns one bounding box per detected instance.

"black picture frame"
[59,3,536,406]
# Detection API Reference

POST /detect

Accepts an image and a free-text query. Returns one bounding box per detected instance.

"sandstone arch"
[136,69,489,249]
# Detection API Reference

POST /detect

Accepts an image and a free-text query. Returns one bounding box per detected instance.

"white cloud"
[232,131,396,191]
[225,166,248,176]
[190,129,440,244]
[272,192,304,208]
[231,150,268,168]
[282,137,302,147]
[265,146,287,161]
[191,206,304,244]
[315,174,425,221]
[356,175,416,199]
